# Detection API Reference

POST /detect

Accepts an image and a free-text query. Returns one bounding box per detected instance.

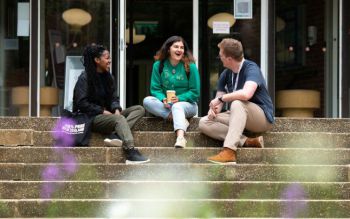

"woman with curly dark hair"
[73,44,149,164]
[143,36,200,148]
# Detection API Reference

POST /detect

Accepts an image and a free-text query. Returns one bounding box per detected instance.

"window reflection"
[42,0,110,115]
[275,0,326,117]
[200,0,261,114]
[0,0,30,116]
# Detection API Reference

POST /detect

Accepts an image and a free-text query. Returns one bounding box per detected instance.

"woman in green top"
[143,36,200,148]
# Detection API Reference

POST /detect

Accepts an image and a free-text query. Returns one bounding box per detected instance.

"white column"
[260,0,269,86]
[37,0,41,117]
[339,0,343,117]
[119,0,126,108]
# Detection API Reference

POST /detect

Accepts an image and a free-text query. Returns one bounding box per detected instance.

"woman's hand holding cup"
[164,90,177,108]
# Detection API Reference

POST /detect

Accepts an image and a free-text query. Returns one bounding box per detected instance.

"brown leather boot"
[243,136,264,148]
[207,147,237,164]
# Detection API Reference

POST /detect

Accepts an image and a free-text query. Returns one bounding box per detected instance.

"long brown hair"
[154,36,195,72]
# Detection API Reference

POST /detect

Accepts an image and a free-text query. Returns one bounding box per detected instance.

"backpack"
[158,61,190,79]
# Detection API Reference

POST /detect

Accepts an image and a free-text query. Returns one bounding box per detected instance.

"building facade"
[0,0,349,117]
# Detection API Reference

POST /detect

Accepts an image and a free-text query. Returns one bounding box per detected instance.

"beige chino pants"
[199,100,273,151]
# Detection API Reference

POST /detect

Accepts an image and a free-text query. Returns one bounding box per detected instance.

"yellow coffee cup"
[166,90,176,103]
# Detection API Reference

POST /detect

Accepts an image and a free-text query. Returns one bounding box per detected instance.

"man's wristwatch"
[218,96,224,103]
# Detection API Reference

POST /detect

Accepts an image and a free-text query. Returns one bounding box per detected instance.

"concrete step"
[31,131,350,148]
[133,131,350,148]
[32,131,222,147]
[136,117,350,133]
[1,129,350,148]
[0,147,349,165]
[0,199,349,217]
[0,129,33,146]
[0,117,57,131]
[0,181,349,200]
[2,117,350,133]
[1,129,346,148]
[1,163,348,182]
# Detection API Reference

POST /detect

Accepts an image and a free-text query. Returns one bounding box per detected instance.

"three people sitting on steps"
[72,37,273,165]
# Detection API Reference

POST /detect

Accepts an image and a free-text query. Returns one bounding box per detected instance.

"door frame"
[339,0,343,117]
[325,0,340,117]
[117,0,127,108]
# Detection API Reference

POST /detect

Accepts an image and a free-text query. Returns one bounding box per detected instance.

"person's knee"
[143,96,150,106]
[110,114,126,123]
[172,102,185,112]
[143,96,156,110]
[143,96,152,103]
[134,105,145,116]
[198,116,209,133]
[230,100,245,110]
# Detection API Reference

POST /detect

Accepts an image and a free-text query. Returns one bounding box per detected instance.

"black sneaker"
[104,133,123,147]
[123,147,150,164]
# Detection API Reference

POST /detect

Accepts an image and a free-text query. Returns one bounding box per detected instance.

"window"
[0,0,30,116]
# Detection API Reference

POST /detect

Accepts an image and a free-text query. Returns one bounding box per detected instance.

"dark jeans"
[92,105,145,148]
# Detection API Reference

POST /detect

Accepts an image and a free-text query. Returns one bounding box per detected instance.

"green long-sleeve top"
[150,59,200,103]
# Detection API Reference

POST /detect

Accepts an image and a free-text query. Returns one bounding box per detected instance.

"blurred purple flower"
[52,118,76,147]
[41,182,56,199]
[41,165,62,181]
[41,117,81,199]
[63,153,78,174]
[281,183,308,218]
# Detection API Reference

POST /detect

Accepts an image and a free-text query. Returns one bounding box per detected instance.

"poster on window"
[213,22,230,34]
[64,56,84,111]
[17,3,29,36]
[234,0,253,19]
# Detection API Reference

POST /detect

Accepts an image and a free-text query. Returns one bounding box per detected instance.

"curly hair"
[81,44,114,97]
[154,36,195,73]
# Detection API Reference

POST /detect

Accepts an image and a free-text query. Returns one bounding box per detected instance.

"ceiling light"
[62,8,92,27]
[207,12,235,29]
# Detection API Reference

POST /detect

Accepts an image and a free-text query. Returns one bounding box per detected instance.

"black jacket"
[72,72,122,116]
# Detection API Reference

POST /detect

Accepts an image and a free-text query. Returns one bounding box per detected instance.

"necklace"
[172,69,176,74]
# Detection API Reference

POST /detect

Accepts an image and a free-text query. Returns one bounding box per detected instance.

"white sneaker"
[104,138,123,147]
[174,136,187,148]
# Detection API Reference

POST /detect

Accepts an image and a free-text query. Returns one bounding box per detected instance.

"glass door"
[125,0,193,107]
[40,0,112,115]
[199,0,262,115]
[274,0,328,117]
[0,0,30,116]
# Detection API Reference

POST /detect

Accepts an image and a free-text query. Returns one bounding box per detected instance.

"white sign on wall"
[213,21,230,34]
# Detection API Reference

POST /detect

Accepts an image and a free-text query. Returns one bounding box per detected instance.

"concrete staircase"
[0,117,349,218]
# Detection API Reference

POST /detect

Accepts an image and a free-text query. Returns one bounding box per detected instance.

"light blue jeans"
[143,96,198,132]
